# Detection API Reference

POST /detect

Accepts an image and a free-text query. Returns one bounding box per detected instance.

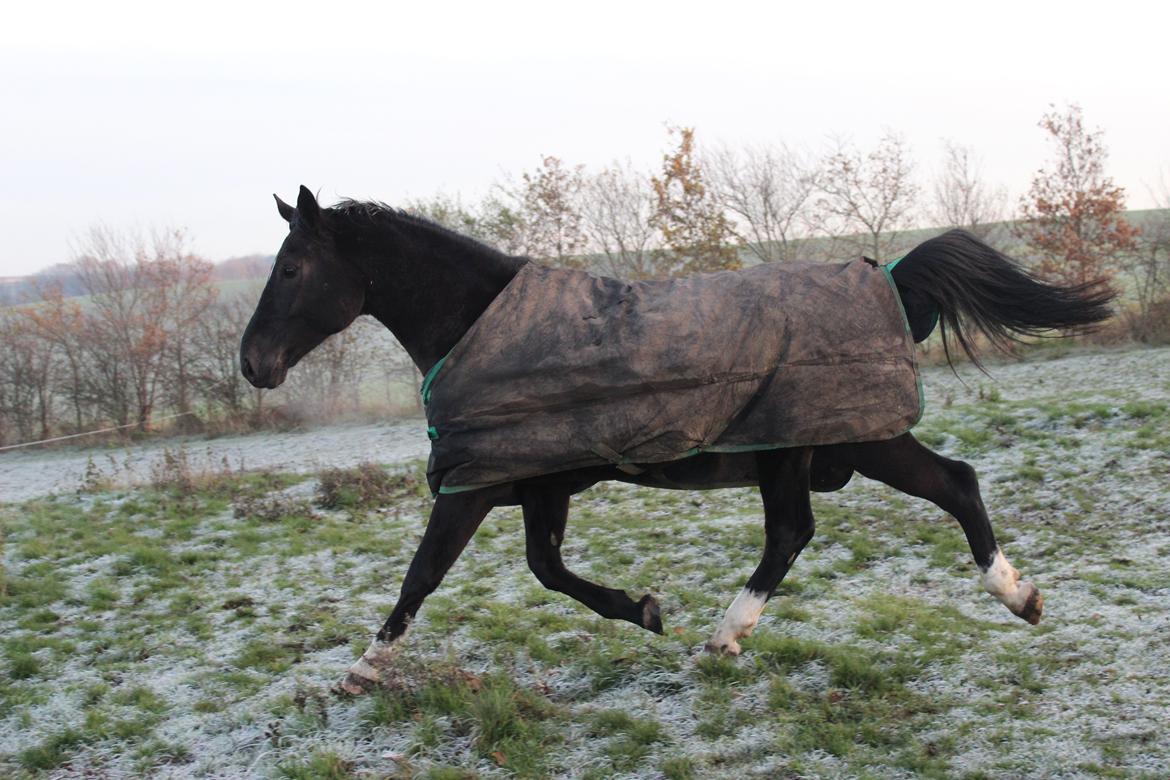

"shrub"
[315,463,426,510]
[232,492,313,523]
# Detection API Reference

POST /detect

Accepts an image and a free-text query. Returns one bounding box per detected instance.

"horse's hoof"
[639,594,664,635]
[1013,583,1044,625]
[703,639,741,657]
[334,671,377,697]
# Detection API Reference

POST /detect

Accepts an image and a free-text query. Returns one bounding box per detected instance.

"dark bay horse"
[241,186,1112,695]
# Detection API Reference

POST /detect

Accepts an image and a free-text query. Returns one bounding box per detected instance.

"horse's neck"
[348,220,526,373]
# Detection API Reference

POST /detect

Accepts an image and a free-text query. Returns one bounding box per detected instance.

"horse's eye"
[282,264,297,279]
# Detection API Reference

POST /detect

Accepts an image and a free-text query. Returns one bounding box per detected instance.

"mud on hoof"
[703,638,742,657]
[983,549,1044,626]
[705,588,766,657]
[335,670,379,697]
[1011,582,1044,625]
[334,640,400,696]
[638,594,664,635]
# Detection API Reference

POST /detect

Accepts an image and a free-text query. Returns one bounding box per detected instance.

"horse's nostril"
[242,356,255,381]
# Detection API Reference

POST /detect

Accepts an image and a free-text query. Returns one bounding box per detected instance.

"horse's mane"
[330,198,511,260]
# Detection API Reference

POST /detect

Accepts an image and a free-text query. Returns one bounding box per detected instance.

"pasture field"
[1,346,1169,778]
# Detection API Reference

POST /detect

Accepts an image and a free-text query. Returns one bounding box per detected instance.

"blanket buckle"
[590,443,645,475]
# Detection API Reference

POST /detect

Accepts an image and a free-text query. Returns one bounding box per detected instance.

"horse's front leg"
[707,447,815,656]
[339,490,494,695]
[520,486,663,633]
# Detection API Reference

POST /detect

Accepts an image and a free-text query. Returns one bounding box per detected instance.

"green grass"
[278,750,358,780]
[2,347,1169,777]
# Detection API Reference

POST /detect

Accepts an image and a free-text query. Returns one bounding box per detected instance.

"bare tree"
[404,193,495,244]
[72,226,160,429]
[706,142,816,263]
[279,318,380,419]
[930,141,1007,239]
[192,292,264,423]
[23,282,89,430]
[522,155,588,265]
[473,193,526,255]
[154,229,217,430]
[71,226,215,431]
[1122,172,1170,340]
[378,341,423,414]
[489,156,588,266]
[580,160,663,278]
[0,311,56,442]
[813,132,920,260]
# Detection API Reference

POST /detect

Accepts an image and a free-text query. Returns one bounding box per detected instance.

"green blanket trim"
[434,264,925,495]
[884,256,939,334]
[420,354,449,406]
[421,353,452,442]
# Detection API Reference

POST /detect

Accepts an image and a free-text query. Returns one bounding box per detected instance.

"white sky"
[2,0,1167,276]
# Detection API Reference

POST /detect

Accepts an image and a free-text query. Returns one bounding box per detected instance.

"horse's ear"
[274,194,295,224]
[296,185,321,230]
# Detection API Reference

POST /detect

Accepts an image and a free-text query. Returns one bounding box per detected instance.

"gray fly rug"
[423,258,922,493]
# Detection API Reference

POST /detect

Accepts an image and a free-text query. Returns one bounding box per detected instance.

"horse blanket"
[423,259,922,494]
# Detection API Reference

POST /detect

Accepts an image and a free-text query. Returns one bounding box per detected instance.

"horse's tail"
[889,229,1116,369]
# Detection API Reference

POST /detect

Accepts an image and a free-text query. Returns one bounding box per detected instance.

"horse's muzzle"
[240,349,287,389]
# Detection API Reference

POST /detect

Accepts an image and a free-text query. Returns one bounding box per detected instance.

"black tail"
[890,229,1116,370]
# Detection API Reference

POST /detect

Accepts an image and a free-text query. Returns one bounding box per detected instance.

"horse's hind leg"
[339,490,495,695]
[837,433,1043,624]
[520,487,663,634]
[707,447,814,656]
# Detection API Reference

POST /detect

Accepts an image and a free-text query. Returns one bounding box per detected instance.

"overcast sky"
[1,1,1166,277]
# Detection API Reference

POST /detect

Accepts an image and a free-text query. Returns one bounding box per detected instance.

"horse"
[240,186,1113,695]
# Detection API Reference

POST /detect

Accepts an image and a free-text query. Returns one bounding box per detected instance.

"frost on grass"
[1,346,1169,778]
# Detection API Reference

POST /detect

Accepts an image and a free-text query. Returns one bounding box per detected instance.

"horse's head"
[240,186,367,388]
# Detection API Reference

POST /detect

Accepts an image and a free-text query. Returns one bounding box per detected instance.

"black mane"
[330,198,512,261]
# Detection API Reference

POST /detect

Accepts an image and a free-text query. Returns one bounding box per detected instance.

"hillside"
[0,254,273,306]
[3,207,1167,307]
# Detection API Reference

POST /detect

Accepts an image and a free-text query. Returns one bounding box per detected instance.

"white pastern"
[982,548,1032,613]
[347,639,399,683]
[706,588,768,656]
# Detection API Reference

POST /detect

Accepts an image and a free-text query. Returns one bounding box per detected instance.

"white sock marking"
[348,657,382,682]
[982,548,1027,612]
[348,639,398,681]
[707,588,768,654]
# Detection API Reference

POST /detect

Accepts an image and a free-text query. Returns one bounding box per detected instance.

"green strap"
[590,443,645,475]
[422,355,450,443]
[420,353,449,406]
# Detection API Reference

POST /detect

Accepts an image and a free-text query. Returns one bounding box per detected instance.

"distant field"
[1,346,1168,778]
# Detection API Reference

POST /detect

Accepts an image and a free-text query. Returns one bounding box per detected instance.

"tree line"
[406,105,1167,336]
[0,226,419,447]
[2,104,1168,447]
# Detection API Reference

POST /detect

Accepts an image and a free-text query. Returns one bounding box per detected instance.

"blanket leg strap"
[591,443,645,476]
